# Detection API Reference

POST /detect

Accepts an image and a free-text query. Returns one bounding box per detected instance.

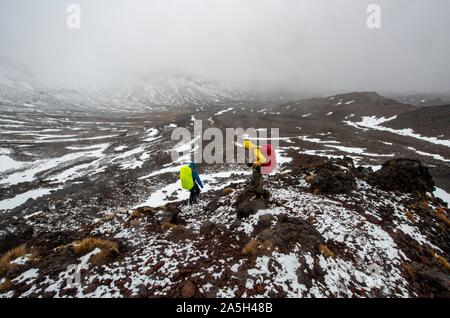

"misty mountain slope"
[383,105,450,139]
[0,72,268,112]
[391,94,450,107]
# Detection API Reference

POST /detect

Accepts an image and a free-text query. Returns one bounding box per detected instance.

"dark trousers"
[189,183,200,205]
[252,165,262,187]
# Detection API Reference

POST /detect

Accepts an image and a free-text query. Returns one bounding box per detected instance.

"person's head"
[189,162,196,170]
[243,139,254,150]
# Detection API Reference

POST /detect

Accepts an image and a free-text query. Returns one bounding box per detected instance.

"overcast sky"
[0,0,449,95]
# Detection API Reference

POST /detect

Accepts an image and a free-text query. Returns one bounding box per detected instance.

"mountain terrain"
[0,79,449,298]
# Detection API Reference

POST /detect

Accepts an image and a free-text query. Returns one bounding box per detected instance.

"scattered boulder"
[199,220,215,234]
[162,203,181,224]
[410,262,450,297]
[256,214,274,229]
[368,158,434,193]
[167,225,193,242]
[257,215,324,251]
[330,156,355,169]
[235,182,271,218]
[0,226,33,255]
[180,280,196,298]
[138,284,149,298]
[351,166,373,180]
[237,198,267,218]
[307,162,356,194]
[292,154,326,170]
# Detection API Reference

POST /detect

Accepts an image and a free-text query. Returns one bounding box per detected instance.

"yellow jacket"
[243,140,266,166]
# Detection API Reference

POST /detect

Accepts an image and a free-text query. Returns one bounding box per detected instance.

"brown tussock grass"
[139,207,156,216]
[72,238,119,266]
[161,222,178,231]
[319,244,335,258]
[100,215,115,222]
[223,187,234,195]
[427,249,450,271]
[433,208,450,227]
[0,244,29,277]
[418,200,429,209]
[242,240,271,255]
[0,279,13,293]
[305,174,316,184]
[405,211,416,223]
[130,210,144,219]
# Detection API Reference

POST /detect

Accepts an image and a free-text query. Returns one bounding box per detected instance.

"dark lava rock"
[330,156,355,169]
[257,215,324,251]
[162,203,181,224]
[235,182,271,218]
[292,154,326,170]
[351,166,373,180]
[368,158,434,193]
[257,214,274,229]
[237,198,267,218]
[411,262,450,297]
[0,225,33,254]
[167,225,193,242]
[308,162,356,195]
[138,284,149,298]
[199,220,215,234]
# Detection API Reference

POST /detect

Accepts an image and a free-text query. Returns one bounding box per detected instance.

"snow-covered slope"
[0,71,254,112]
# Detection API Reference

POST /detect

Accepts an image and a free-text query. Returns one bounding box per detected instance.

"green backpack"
[180,165,194,190]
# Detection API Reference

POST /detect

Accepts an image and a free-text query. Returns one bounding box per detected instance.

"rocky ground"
[0,91,449,298]
[0,154,449,298]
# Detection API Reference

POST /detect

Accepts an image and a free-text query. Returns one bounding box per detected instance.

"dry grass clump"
[405,211,416,222]
[72,238,119,266]
[403,263,415,278]
[139,207,156,215]
[130,210,144,219]
[223,187,234,195]
[0,244,36,277]
[0,279,13,293]
[130,219,141,228]
[73,237,118,255]
[319,244,335,258]
[100,214,115,222]
[129,207,157,220]
[433,208,450,227]
[132,206,156,217]
[427,249,450,271]
[242,240,271,255]
[305,174,316,184]
[161,222,178,231]
[418,200,429,209]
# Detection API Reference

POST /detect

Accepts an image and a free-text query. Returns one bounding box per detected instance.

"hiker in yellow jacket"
[243,139,266,187]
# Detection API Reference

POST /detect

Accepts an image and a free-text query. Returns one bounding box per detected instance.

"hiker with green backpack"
[180,162,204,205]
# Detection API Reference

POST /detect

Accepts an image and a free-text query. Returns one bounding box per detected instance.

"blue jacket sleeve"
[193,171,203,188]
